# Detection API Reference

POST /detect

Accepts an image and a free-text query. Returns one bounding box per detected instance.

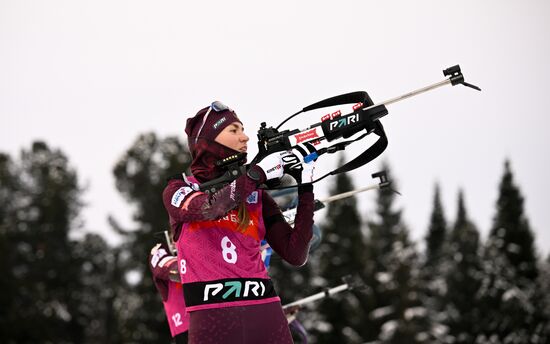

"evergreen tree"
[489,160,537,280]
[475,161,540,343]
[0,153,19,341]
[443,189,483,343]
[419,183,449,342]
[530,255,550,342]
[475,232,537,343]
[0,142,86,342]
[424,183,447,267]
[309,155,368,344]
[112,132,191,342]
[0,153,18,228]
[364,163,429,343]
[72,233,121,343]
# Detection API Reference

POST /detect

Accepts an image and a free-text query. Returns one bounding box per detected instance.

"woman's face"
[215,122,249,152]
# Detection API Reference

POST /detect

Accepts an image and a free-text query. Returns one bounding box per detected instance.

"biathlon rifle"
[161,230,181,283]
[282,275,368,322]
[200,65,480,193]
[280,171,391,225]
[259,171,391,256]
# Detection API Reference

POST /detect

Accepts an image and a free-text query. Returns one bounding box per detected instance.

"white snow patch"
[376,272,392,283]
[371,305,394,319]
[379,320,398,341]
[502,288,519,302]
[404,307,427,320]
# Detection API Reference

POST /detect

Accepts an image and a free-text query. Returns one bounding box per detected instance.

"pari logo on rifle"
[327,113,360,132]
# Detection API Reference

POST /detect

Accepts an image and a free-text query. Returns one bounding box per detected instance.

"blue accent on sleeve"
[261,239,272,269]
[263,247,272,269]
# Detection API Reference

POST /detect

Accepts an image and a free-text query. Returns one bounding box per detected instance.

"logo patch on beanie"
[213,117,227,130]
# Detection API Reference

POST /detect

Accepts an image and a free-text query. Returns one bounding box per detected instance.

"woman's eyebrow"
[231,123,244,130]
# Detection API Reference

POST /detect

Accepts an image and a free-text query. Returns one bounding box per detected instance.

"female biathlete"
[149,242,189,343]
[162,101,316,343]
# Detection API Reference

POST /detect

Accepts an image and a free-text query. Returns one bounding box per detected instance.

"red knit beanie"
[185,101,244,182]
[185,101,242,156]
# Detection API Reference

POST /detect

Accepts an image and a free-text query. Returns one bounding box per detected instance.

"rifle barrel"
[318,184,380,204]
[283,183,380,226]
[364,78,451,121]
[282,283,349,309]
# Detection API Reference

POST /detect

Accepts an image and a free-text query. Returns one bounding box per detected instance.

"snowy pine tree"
[425,183,447,267]
[72,233,122,343]
[0,142,86,342]
[312,155,369,344]
[475,232,537,343]
[364,163,429,343]
[443,189,483,343]
[490,160,537,281]
[475,160,540,343]
[0,153,19,341]
[419,183,450,342]
[530,255,550,342]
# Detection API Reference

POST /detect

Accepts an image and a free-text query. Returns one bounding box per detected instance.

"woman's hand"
[254,143,317,183]
[281,143,317,184]
[254,151,286,181]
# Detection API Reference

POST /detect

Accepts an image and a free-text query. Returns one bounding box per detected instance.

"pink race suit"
[176,185,279,312]
[149,244,189,337]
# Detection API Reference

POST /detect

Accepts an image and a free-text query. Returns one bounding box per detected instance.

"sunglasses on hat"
[195,101,232,144]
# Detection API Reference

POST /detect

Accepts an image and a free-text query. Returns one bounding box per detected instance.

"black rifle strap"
[330,121,387,175]
[276,91,370,130]
[302,91,369,112]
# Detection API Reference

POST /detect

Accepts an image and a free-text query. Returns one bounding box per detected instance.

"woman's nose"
[241,133,249,142]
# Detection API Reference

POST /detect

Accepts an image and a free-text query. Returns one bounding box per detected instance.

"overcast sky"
[2,0,549,255]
